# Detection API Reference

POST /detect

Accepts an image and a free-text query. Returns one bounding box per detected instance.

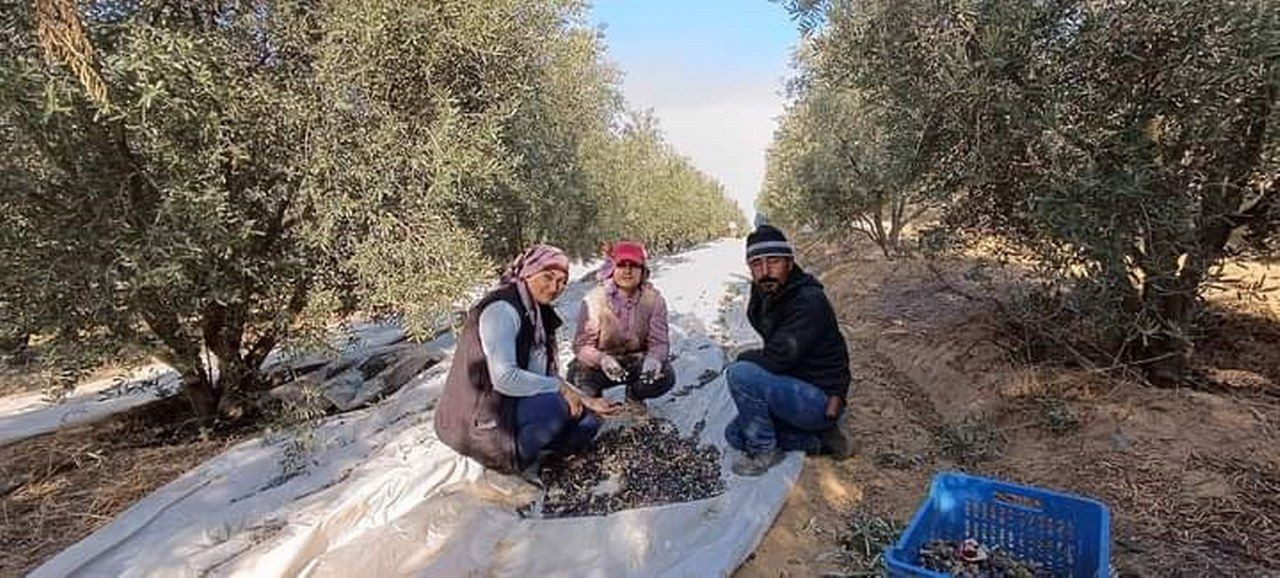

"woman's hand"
[600,355,626,381]
[641,356,662,378]
[560,383,584,419]
[581,395,624,417]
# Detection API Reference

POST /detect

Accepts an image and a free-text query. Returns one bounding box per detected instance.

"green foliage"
[590,112,747,253]
[771,0,1280,378]
[770,0,830,36]
[835,512,905,575]
[761,0,960,256]
[1,0,742,417]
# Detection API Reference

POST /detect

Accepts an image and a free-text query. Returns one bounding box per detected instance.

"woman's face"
[611,260,643,291]
[525,268,569,304]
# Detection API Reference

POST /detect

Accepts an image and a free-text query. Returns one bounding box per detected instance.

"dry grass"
[0,343,156,399]
[1071,450,1280,576]
[0,395,259,576]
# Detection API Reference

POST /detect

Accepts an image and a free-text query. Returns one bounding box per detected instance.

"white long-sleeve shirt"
[477,300,559,397]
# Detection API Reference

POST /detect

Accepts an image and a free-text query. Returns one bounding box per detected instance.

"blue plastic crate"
[886,472,1110,578]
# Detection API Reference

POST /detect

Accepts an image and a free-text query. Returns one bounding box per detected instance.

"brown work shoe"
[819,423,852,459]
[732,448,785,476]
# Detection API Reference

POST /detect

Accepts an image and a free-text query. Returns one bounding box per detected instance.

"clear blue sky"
[589,1,800,222]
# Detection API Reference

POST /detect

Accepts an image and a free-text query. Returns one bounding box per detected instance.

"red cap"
[610,241,648,266]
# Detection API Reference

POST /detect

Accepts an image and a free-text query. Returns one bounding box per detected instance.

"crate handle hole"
[993,491,1043,511]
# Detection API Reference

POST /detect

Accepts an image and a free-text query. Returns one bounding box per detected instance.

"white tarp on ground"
[0,364,180,446]
[0,321,411,448]
[34,239,801,578]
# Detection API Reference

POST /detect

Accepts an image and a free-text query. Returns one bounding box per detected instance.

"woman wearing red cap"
[569,241,675,412]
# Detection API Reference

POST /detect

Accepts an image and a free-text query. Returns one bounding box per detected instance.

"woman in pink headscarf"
[435,244,621,475]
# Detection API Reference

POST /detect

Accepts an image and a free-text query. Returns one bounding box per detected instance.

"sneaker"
[731,448,785,476]
[819,423,852,460]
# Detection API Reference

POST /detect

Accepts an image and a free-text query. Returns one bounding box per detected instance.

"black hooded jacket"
[737,264,851,400]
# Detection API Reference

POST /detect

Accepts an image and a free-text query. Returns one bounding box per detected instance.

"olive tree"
[772,0,1279,379]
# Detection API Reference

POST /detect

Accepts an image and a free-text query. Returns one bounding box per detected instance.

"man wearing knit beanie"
[725,224,852,476]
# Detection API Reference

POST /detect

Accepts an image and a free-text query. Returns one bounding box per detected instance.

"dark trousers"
[567,356,676,401]
[515,391,601,469]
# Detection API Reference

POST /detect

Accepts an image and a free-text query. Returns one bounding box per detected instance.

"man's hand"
[581,395,624,417]
[600,355,626,381]
[560,383,584,419]
[825,396,844,420]
[641,356,662,378]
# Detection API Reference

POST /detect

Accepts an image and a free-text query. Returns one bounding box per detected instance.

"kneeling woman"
[435,245,620,474]
[569,241,676,412]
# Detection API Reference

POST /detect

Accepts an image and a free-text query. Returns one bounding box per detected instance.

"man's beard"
[756,277,781,293]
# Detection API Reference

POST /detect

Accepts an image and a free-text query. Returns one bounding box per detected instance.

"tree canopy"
[1,0,745,417]
[765,0,1278,379]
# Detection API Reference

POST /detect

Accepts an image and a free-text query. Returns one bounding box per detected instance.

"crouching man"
[725,225,852,476]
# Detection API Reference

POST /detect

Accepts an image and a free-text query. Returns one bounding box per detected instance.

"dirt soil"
[0,395,260,577]
[735,237,1280,578]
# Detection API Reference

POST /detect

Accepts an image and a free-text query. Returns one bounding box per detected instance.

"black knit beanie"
[745,225,794,262]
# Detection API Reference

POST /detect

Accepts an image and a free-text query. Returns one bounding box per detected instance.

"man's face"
[748,256,792,294]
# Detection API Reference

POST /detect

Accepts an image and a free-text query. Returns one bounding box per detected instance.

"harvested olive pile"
[535,418,724,517]
[918,539,1049,578]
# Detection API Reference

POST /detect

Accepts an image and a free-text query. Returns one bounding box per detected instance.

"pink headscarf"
[595,258,615,283]
[500,244,570,354]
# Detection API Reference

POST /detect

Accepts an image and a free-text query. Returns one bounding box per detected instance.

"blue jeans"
[723,361,837,454]
[515,391,601,468]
